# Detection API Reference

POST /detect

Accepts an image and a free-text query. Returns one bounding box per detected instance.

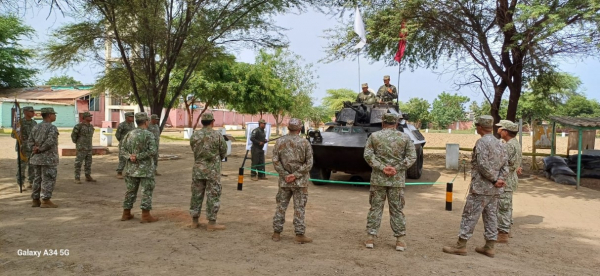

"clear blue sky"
[20,7,600,106]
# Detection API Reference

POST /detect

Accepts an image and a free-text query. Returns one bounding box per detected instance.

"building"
[0,98,73,128]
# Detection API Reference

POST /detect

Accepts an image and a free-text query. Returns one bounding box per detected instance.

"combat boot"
[85,175,97,182]
[117,172,124,179]
[251,176,258,181]
[121,209,134,221]
[74,178,82,184]
[207,221,226,231]
[396,236,407,252]
[294,234,313,244]
[365,234,375,249]
[140,209,158,223]
[40,199,58,208]
[155,171,162,176]
[497,231,509,243]
[475,240,496,258]
[191,217,200,228]
[442,238,468,256]
[31,199,41,207]
[272,232,281,242]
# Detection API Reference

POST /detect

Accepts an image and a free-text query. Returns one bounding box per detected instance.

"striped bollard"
[237,168,244,191]
[445,183,453,211]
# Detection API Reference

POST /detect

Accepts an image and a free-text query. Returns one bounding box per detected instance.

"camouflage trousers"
[497,191,513,233]
[116,145,126,172]
[31,165,57,200]
[459,194,499,241]
[123,176,155,210]
[366,186,406,237]
[189,178,222,221]
[153,144,159,171]
[273,187,308,235]
[16,152,34,185]
[74,150,92,179]
[250,147,265,177]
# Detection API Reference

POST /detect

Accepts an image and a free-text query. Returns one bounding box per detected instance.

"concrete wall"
[1,101,76,128]
[165,108,291,128]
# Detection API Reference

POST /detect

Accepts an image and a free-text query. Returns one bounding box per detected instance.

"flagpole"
[358,49,361,91]
[397,60,401,103]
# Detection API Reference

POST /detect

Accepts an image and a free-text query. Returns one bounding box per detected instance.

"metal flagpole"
[397,60,401,103]
[357,49,361,90]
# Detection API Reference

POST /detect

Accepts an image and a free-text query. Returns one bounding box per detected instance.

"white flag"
[353,7,367,49]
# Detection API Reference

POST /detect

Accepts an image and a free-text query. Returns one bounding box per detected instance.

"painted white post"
[448,129,452,134]
[562,132,566,138]
[425,129,429,133]
[446,143,460,170]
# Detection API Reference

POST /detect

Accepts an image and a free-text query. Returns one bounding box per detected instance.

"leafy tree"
[306,105,332,128]
[399,97,430,128]
[45,75,82,86]
[430,92,469,129]
[557,95,600,118]
[228,62,285,118]
[322,88,356,113]
[0,15,37,88]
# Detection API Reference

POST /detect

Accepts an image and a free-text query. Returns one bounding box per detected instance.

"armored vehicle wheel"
[310,167,331,185]
[407,144,423,179]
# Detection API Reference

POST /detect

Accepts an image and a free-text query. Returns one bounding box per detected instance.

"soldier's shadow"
[513,215,544,225]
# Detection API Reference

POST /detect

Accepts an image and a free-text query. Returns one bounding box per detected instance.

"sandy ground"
[1,131,600,275]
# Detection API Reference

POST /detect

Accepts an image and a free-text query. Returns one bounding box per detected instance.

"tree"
[306,105,332,128]
[322,1,600,126]
[228,62,286,118]
[557,95,600,118]
[399,97,430,128]
[45,75,82,86]
[0,15,37,88]
[322,88,356,113]
[430,92,469,129]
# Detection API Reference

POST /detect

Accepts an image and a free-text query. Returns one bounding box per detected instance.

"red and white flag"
[394,20,407,63]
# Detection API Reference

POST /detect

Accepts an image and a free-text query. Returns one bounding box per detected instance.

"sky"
[19,7,600,106]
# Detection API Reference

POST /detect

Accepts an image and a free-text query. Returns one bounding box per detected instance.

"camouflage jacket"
[504,137,522,192]
[148,123,161,145]
[120,128,157,178]
[470,134,509,195]
[12,118,37,153]
[356,91,377,103]
[250,127,267,150]
[364,128,417,187]
[71,122,95,151]
[272,134,313,188]
[115,121,136,142]
[190,126,227,180]
[376,84,398,102]
[27,122,59,166]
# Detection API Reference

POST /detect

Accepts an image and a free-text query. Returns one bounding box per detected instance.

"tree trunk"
[192,101,212,130]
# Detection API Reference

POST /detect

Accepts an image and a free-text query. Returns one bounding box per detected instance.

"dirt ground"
[1,131,600,275]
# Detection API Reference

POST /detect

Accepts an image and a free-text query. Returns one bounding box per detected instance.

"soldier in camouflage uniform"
[356,83,377,104]
[271,118,314,244]
[443,115,509,258]
[12,106,37,190]
[250,119,268,181]
[376,75,398,103]
[148,114,161,176]
[119,112,158,223]
[189,113,228,231]
[28,107,59,208]
[364,113,417,251]
[72,112,96,184]
[495,120,522,243]
[115,112,136,179]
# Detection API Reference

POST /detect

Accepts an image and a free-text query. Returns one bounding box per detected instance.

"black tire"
[407,144,424,179]
[310,166,326,185]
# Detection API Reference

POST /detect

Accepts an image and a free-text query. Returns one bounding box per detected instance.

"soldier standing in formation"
[356,83,377,104]
[363,113,417,251]
[376,75,398,103]
[12,106,37,190]
[71,112,96,184]
[28,107,60,208]
[189,113,228,231]
[271,118,314,244]
[250,119,268,181]
[119,112,158,223]
[148,114,162,176]
[443,115,508,257]
[495,120,522,243]
[115,112,136,179]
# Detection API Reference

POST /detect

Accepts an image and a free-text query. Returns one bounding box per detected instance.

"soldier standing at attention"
[28,107,59,208]
[250,119,268,181]
[495,120,522,243]
[189,113,228,231]
[12,106,37,190]
[363,113,416,251]
[356,83,377,104]
[119,112,158,223]
[72,112,96,184]
[271,118,313,244]
[115,112,136,179]
[443,115,508,257]
[376,75,398,103]
[148,114,162,176]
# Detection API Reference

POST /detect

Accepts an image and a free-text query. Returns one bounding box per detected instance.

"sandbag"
[581,169,600,179]
[543,156,568,172]
[551,174,576,185]
[567,154,600,164]
[550,164,577,177]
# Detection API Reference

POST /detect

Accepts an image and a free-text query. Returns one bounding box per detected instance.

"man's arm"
[250,129,262,145]
[38,126,58,152]
[272,140,288,175]
[364,135,386,172]
[475,140,503,182]
[293,140,314,179]
[394,139,417,171]
[136,132,158,161]
[218,134,227,160]
[71,124,79,144]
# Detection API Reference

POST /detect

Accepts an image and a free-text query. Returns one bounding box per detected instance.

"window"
[89,96,100,111]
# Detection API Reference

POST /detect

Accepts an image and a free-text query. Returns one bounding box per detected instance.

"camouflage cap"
[125,112,134,117]
[382,113,398,124]
[41,107,57,114]
[201,112,214,121]
[288,118,302,131]
[258,119,266,124]
[151,114,159,120]
[22,106,34,112]
[475,115,494,128]
[383,75,391,80]
[82,111,93,118]
[134,112,149,121]
[496,120,518,132]
[361,83,368,88]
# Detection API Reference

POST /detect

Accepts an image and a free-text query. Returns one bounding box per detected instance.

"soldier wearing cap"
[356,83,377,104]
[363,113,416,251]
[271,118,314,244]
[189,112,227,230]
[250,118,268,181]
[119,112,159,223]
[443,115,509,258]
[495,120,522,243]
[71,112,96,184]
[376,75,398,103]
[12,106,37,190]
[115,111,136,179]
[148,114,162,176]
[28,107,59,208]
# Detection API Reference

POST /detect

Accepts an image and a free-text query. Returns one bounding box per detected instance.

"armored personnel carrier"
[306,101,426,184]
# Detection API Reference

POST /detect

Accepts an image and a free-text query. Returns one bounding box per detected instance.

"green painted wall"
[1,102,76,128]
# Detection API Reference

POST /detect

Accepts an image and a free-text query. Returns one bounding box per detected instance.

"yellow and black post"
[445,182,453,211]
[238,150,250,191]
